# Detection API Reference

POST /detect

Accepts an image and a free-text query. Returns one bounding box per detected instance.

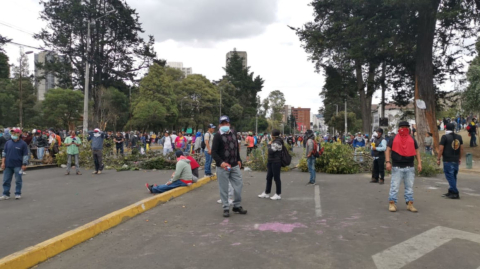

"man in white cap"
[88,128,105,174]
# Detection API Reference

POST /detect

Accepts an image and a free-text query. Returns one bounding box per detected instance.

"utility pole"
[18,50,33,129]
[344,99,348,135]
[255,113,258,135]
[333,104,339,135]
[83,18,91,138]
[219,85,222,117]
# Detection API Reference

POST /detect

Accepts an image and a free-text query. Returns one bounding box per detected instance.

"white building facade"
[166,62,193,78]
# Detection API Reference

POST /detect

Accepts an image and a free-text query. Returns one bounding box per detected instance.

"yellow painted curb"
[0,175,217,269]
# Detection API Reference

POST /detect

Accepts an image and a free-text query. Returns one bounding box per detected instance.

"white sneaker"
[258,192,269,198]
[21,171,27,175]
[270,194,281,200]
[15,195,21,200]
[217,199,222,204]
[218,199,234,205]
[0,195,10,200]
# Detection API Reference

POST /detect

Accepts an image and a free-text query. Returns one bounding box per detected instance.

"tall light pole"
[83,7,116,138]
[19,50,33,129]
[344,99,348,135]
[333,104,339,135]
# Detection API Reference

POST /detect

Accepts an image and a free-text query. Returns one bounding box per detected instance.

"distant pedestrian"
[175,131,187,153]
[204,124,215,177]
[305,129,317,185]
[245,132,255,160]
[371,128,387,184]
[424,132,433,155]
[64,130,82,175]
[194,131,202,154]
[467,120,478,147]
[211,115,247,218]
[1,128,28,200]
[162,132,173,156]
[258,129,283,200]
[386,121,422,213]
[437,123,463,199]
[114,132,124,156]
[88,128,105,174]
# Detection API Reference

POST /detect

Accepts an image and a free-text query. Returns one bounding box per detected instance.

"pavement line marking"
[0,175,217,269]
[285,197,313,201]
[372,226,480,269]
[314,184,322,217]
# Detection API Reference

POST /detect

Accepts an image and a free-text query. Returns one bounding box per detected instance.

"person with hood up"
[145,150,193,194]
[88,128,105,174]
[258,129,283,200]
[194,131,202,154]
[1,128,28,200]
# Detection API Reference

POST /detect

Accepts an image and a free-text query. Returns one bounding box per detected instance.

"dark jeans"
[266,162,282,195]
[372,156,385,180]
[443,162,459,194]
[470,132,477,147]
[3,167,22,196]
[192,168,199,178]
[116,145,124,155]
[152,180,187,194]
[93,149,103,172]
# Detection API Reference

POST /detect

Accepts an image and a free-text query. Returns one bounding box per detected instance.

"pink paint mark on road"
[316,230,324,235]
[220,219,229,226]
[231,243,241,246]
[256,222,307,233]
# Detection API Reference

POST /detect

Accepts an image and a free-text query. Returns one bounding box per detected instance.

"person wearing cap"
[88,128,105,174]
[258,129,283,200]
[386,121,422,213]
[204,124,216,176]
[64,130,82,175]
[1,129,28,200]
[212,115,247,217]
[145,150,194,194]
[371,128,387,184]
[437,123,463,199]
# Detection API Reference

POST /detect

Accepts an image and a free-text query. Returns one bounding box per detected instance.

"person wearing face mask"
[1,129,29,200]
[211,115,247,218]
[385,122,422,213]
[88,128,105,174]
[64,130,82,175]
[258,129,283,200]
[371,128,387,184]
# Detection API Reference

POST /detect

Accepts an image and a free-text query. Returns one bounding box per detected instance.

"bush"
[245,142,295,172]
[416,153,442,177]
[298,143,360,174]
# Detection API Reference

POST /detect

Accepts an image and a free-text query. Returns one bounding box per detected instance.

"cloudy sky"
[1,0,465,118]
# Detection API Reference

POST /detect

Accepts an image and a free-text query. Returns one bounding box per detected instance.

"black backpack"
[281,142,292,167]
[201,133,207,150]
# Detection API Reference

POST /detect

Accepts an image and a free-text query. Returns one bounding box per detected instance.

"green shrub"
[416,153,442,177]
[298,143,360,174]
[246,142,295,172]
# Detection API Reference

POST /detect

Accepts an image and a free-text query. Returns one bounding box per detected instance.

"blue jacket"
[352,137,366,148]
[88,132,105,150]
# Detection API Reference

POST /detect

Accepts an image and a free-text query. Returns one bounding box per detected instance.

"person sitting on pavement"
[1,128,28,200]
[176,151,200,178]
[145,150,193,194]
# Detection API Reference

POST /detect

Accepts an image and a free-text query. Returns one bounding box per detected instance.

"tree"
[127,63,177,131]
[267,90,286,124]
[176,74,219,130]
[224,49,264,120]
[329,111,361,134]
[0,53,9,79]
[35,0,159,126]
[463,38,480,117]
[97,87,129,131]
[42,88,84,129]
[0,34,11,53]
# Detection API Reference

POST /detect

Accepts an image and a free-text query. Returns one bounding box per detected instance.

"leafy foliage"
[42,88,84,129]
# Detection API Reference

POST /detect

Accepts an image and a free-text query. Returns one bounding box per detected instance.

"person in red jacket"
[177,151,200,178]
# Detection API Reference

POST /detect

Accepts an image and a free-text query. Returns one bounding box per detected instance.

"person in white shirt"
[162,132,173,156]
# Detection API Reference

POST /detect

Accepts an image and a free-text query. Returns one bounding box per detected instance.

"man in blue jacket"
[88,128,105,174]
[1,128,29,200]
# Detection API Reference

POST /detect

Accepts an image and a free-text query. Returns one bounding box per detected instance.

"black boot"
[442,190,452,197]
[448,192,460,199]
[223,210,230,218]
[233,206,247,214]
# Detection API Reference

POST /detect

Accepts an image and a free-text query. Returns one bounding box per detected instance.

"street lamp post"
[333,104,339,135]
[19,50,33,129]
[83,7,116,138]
[344,99,348,135]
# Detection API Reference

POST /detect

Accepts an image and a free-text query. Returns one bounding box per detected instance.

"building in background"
[292,107,311,132]
[371,103,415,133]
[282,105,292,122]
[166,62,193,78]
[34,51,64,101]
[226,48,247,69]
[311,113,326,132]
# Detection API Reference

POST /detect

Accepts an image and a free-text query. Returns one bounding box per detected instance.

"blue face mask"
[220,126,230,133]
[11,135,18,140]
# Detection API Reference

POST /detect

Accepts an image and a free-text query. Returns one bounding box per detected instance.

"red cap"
[11,128,22,134]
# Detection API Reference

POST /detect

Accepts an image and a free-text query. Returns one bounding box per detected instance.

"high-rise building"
[34,51,64,101]
[292,107,311,132]
[282,105,292,123]
[166,62,193,78]
[226,48,247,68]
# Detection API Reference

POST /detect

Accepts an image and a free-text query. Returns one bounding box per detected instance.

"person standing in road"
[88,128,105,174]
[204,124,215,177]
[194,131,202,154]
[175,131,187,153]
[437,123,463,199]
[467,120,478,147]
[385,121,422,213]
[114,132,124,156]
[162,132,173,156]
[64,130,82,175]
[1,129,28,200]
[305,129,317,185]
[258,129,283,200]
[211,115,247,218]
[424,132,433,155]
[371,128,387,184]
[245,132,255,160]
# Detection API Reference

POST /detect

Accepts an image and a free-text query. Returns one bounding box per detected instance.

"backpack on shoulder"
[281,142,292,167]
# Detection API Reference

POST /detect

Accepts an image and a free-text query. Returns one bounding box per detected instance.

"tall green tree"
[266,90,286,126]
[224,50,264,121]
[463,38,480,117]
[42,88,84,129]
[35,0,159,126]
[127,64,177,131]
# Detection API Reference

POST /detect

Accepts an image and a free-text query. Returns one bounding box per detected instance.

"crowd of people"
[0,114,475,217]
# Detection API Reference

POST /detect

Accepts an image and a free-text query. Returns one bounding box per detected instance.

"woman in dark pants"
[258,129,283,200]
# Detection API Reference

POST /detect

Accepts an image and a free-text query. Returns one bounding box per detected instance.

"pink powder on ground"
[256,222,307,233]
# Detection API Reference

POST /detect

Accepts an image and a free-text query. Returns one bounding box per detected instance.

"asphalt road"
[35,166,480,268]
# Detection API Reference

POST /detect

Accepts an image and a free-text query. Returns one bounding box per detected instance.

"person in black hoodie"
[258,129,283,200]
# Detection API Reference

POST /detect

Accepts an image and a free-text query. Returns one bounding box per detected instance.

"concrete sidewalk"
[37,169,480,269]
